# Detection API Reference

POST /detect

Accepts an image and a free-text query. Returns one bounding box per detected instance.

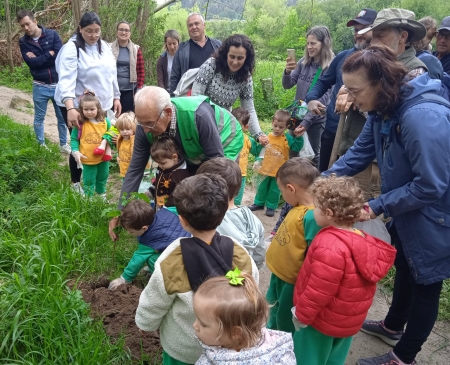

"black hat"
[437,16,450,32]
[347,8,378,27]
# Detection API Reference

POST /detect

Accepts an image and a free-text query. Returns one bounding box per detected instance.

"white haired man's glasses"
[135,109,164,129]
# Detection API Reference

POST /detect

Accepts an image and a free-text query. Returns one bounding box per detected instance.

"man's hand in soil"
[108,276,129,290]
[109,216,120,241]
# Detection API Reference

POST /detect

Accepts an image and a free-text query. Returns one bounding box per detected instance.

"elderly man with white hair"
[169,12,221,94]
[108,86,244,240]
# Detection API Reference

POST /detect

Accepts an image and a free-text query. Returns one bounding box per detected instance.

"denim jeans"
[32,83,67,146]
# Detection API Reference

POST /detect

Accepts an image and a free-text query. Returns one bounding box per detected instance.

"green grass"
[0,64,33,92]
[0,115,149,363]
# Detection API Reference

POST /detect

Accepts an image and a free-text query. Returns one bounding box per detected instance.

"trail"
[1,85,449,364]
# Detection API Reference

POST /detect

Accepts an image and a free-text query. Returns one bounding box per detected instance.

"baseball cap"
[347,8,378,27]
[437,16,450,32]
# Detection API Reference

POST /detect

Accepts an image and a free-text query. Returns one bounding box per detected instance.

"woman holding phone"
[282,26,334,164]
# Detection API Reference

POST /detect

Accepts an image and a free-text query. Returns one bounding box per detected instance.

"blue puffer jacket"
[139,207,190,251]
[326,73,450,284]
[19,25,62,84]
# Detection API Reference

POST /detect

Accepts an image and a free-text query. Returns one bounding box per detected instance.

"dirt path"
[1,85,449,364]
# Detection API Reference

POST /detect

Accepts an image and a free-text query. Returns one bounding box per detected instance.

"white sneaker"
[60,144,71,154]
[71,182,84,195]
[39,143,50,151]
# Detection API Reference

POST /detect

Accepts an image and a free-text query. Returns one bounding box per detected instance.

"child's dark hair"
[273,109,291,126]
[195,272,268,351]
[276,157,320,188]
[310,175,364,225]
[196,158,241,201]
[173,174,228,231]
[150,137,183,162]
[119,199,155,230]
[231,107,250,127]
[78,90,105,122]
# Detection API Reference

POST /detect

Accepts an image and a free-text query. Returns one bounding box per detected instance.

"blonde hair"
[310,174,364,225]
[115,111,136,133]
[195,272,268,351]
[303,26,334,70]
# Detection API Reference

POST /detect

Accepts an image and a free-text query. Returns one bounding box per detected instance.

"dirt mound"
[79,278,162,361]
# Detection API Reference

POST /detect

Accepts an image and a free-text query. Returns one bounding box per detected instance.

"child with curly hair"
[193,271,296,364]
[292,175,396,365]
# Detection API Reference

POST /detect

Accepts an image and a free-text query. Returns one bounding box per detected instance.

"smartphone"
[287,49,296,63]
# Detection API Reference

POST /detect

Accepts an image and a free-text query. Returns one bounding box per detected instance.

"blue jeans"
[32,83,67,146]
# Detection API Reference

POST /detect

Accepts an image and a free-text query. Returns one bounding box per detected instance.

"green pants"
[82,161,109,196]
[254,175,280,209]
[266,273,295,334]
[293,326,352,365]
[162,351,193,365]
[234,176,246,205]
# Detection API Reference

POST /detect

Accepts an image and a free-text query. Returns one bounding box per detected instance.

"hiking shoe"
[360,320,403,346]
[266,208,275,217]
[71,182,84,195]
[249,204,264,211]
[358,351,416,365]
[59,144,71,154]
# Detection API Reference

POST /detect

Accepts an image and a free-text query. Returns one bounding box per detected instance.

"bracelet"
[67,107,76,111]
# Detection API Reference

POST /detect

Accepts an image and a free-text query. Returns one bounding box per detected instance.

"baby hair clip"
[226,267,244,286]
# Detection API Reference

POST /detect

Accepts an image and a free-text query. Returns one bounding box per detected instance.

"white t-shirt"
[167,53,174,86]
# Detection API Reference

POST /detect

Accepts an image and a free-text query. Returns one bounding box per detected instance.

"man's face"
[18,16,39,38]
[371,27,404,55]
[187,15,205,41]
[135,103,171,136]
[436,30,450,56]
[353,23,373,50]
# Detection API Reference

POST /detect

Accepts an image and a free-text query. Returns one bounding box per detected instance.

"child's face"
[155,154,179,170]
[82,101,98,120]
[272,118,288,136]
[193,295,233,347]
[119,128,134,139]
[125,226,148,237]
[240,122,249,132]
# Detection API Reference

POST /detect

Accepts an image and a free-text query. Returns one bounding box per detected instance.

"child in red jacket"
[292,175,396,365]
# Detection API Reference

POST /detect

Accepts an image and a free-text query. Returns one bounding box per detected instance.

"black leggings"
[120,88,135,113]
[59,106,82,184]
[318,129,336,172]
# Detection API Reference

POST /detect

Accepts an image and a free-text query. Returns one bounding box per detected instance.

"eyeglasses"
[118,28,131,33]
[135,110,164,130]
[343,79,378,98]
[436,31,450,40]
[82,29,101,35]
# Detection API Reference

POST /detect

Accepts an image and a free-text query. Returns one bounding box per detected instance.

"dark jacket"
[18,25,62,84]
[326,74,450,284]
[433,51,450,74]
[154,159,190,207]
[157,51,169,91]
[169,37,222,94]
[138,207,190,251]
[416,50,443,79]
[305,48,356,134]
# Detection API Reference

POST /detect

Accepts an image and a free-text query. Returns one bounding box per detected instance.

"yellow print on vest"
[274,221,291,246]
[85,132,102,145]
[120,149,131,163]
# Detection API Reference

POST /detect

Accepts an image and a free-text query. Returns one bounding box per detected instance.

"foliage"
[0,63,33,92]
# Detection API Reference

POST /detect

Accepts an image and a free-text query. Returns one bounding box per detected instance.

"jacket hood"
[324,227,396,283]
[403,73,444,101]
[218,207,261,249]
[199,328,295,363]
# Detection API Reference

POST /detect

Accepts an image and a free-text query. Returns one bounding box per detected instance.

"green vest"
[148,96,243,164]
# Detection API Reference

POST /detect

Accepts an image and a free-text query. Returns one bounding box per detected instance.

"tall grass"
[0,64,33,92]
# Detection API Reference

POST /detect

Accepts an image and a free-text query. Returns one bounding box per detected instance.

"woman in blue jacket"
[326,45,450,365]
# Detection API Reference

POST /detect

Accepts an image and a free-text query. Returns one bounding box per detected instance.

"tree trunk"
[5,0,14,72]
[260,78,274,101]
[72,0,81,26]
[92,0,99,14]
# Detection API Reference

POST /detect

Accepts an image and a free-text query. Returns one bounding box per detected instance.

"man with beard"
[305,8,377,172]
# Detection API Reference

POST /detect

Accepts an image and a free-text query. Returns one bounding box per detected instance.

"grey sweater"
[282,57,332,129]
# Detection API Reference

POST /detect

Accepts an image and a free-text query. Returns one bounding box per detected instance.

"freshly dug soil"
[78,278,162,361]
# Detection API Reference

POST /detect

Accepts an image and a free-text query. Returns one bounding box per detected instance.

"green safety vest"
[147,96,243,164]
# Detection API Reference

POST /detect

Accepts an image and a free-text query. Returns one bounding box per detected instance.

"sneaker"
[71,182,84,195]
[60,144,71,154]
[358,351,416,365]
[266,208,275,217]
[39,143,50,151]
[360,320,403,346]
[249,204,264,211]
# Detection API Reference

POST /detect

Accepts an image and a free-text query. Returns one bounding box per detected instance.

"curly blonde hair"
[310,175,363,225]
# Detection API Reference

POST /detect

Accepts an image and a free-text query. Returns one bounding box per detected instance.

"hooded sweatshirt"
[195,328,296,365]
[216,207,266,269]
[294,226,396,338]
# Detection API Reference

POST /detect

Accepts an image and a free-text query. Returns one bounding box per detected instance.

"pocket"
[420,204,450,227]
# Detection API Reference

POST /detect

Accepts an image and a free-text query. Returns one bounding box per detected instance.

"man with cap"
[305,8,377,172]
[434,16,450,73]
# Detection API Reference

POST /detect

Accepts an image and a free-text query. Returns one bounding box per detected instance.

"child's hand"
[291,307,307,330]
[108,276,129,290]
[293,125,306,137]
[109,216,120,241]
[72,151,87,169]
[258,134,269,146]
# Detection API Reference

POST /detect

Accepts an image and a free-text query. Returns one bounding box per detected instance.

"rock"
[9,95,32,110]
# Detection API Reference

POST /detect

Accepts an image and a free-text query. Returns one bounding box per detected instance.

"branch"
[154,0,178,13]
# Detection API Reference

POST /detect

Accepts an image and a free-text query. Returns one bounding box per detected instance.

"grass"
[0,64,33,92]
[0,114,155,364]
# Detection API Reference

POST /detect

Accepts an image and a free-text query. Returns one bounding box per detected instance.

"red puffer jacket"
[294,226,396,338]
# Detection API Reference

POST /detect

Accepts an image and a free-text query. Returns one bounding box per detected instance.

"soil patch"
[78,278,162,361]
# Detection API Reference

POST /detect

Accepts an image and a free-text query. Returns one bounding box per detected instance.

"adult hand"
[108,276,129,290]
[112,134,118,144]
[258,134,269,146]
[113,99,122,117]
[285,57,297,74]
[72,151,86,169]
[109,216,120,241]
[26,51,36,58]
[294,125,306,137]
[49,50,55,56]
[67,108,81,129]
[307,100,326,116]
[334,86,354,113]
